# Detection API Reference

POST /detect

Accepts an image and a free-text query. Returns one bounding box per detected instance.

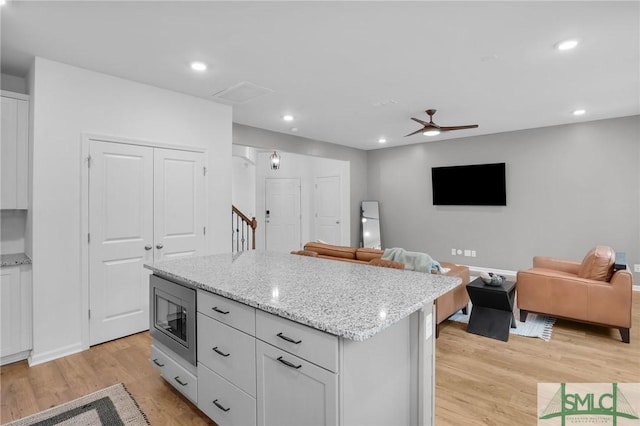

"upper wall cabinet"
[1,91,29,210]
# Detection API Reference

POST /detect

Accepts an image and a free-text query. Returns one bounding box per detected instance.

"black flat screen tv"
[432,163,506,206]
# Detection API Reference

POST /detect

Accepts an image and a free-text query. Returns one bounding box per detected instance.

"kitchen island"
[145,251,461,426]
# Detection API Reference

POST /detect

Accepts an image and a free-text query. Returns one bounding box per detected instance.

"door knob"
[144,244,152,251]
[156,243,164,249]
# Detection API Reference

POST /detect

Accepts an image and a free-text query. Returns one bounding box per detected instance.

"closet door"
[89,143,206,346]
[153,148,206,261]
[89,141,154,345]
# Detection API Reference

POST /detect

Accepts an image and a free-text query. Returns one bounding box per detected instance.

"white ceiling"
[2,1,638,150]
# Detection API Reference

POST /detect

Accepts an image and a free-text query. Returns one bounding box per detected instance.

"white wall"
[0,211,26,254]
[254,151,350,250]
[29,57,232,364]
[233,124,367,246]
[1,73,28,94]
[232,155,256,218]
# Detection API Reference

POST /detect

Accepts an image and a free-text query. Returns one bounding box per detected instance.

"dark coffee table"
[466,277,516,342]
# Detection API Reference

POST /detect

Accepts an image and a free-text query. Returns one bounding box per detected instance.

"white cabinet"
[1,92,29,210]
[0,265,32,364]
[150,344,197,403]
[256,340,338,426]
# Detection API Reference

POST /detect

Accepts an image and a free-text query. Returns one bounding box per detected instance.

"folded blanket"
[382,247,442,273]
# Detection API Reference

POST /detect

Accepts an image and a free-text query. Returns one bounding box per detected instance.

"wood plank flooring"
[1,295,638,425]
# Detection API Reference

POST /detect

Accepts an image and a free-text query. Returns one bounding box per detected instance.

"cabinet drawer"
[197,313,257,397]
[198,364,256,426]
[256,310,339,373]
[198,290,256,335]
[151,345,197,403]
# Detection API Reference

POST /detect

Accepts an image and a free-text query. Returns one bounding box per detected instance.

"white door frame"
[80,133,207,350]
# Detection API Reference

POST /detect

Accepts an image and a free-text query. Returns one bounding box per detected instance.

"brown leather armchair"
[517,246,633,343]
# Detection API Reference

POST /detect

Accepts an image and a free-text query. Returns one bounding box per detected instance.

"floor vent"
[212,81,274,104]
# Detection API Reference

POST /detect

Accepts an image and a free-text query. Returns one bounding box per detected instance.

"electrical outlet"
[471,250,477,257]
[451,248,456,256]
[464,249,471,257]
[634,264,640,273]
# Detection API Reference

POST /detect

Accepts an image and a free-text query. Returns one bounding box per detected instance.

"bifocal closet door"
[89,142,205,346]
[153,148,205,261]
[89,141,154,345]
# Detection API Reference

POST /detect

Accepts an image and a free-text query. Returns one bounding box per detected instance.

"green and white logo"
[538,383,640,425]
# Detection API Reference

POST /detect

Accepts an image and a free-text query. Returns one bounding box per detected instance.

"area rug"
[449,303,556,342]
[4,383,150,426]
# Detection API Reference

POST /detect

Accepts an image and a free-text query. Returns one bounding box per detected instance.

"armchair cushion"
[578,246,615,281]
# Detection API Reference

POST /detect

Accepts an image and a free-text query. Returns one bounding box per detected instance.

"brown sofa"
[517,246,633,343]
[299,242,470,337]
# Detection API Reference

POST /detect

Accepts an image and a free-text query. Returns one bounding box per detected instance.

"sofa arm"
[586,269,633,328]
[532,256,581,274]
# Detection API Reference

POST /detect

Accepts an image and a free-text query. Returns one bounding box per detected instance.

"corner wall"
[233,124,367,246]
[366,116,640,275]
[29,58,232,364]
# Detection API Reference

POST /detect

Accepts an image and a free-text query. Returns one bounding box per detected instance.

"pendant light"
[270,151,281,170]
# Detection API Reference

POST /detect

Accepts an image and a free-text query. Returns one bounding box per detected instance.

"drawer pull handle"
[277,332,302,344]
[277,356,302,369]
[152,358,165,367]
[213,399,231,412]
[212,306,230,315]
[212,346,230,357]
[174,376,188,386]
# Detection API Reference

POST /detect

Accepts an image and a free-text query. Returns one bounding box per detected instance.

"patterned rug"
[449,303,556,342]
[4,383,150,426]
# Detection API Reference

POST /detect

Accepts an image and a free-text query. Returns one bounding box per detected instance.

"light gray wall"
[366,116,640,277]
[1,73,28,94]
[233,124,368,246]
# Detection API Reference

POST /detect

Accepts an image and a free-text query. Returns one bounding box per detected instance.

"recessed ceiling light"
[423,130,440,137]
[283,115,294,122]
[0,0,6,5]
[378,138,386,144]
[556,39,579,51]
[572,109,586,116]
[190,61,207,72]
[290,127,299,132]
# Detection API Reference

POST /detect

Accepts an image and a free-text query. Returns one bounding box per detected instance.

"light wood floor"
[1,295,638,425]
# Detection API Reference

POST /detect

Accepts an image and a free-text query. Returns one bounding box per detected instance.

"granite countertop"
[145,251,461,342]
[1,253,32,267]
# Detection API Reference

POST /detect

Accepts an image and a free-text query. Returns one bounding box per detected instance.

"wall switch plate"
[464,249,471,257]
[451,248,457,256]
[634,264,640,273]
[471,250,477,257]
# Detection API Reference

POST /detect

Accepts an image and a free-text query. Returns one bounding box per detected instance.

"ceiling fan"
[405,109,478,137]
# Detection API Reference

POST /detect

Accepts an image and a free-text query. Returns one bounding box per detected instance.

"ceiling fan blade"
[410,117,430,126]
[439,124,479,131]
[405,128,427,137]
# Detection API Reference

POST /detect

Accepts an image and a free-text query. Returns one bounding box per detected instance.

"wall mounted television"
[431,162,506,206]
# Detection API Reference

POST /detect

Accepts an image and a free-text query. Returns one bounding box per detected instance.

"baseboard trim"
[28,342,85,366]
[1,350,31,366]
[466,266,640,292]
[466,265,517,281]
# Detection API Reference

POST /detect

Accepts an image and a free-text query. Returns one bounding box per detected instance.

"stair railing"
[232,205,257,253]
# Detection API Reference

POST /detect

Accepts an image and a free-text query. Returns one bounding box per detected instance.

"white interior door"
[314,176,341,245]
[89,141,153,345]
[265,178,301,253]
[154,148,205,261]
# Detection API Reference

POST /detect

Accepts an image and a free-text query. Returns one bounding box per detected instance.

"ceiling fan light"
[423,130,440,137]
